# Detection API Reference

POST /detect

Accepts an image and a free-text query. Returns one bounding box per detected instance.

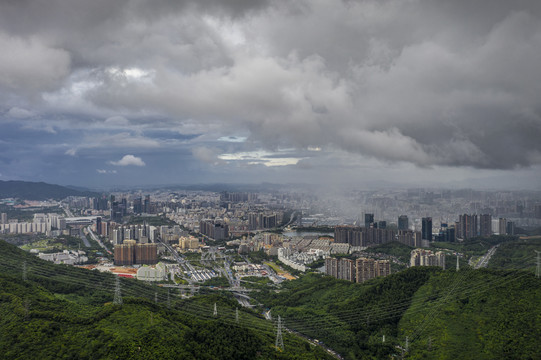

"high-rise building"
[457,214,478,240]
[325,257,390,283]
[114,240,136,265]
[397,230,422,247]
[133,197,142,214]
[421,217,432,241]
[355,258,390,283]
[364,213,374,228]
[339,259,356,282]
[144,195,150,213]
[398,215,409,230]
[114,240,157,265]
[0,213,7,225]
[334,225,395,247]
[96,217,102,235]
[506,221,515,236]
[479,214,492,237]
[135,243,158,265]
[498,218,507,235]
[199,220,229,241]
[410,249,445,269]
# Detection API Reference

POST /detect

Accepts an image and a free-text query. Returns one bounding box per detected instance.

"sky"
[1,0,541,190]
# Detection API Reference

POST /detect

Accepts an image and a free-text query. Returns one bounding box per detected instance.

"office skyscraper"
[398,215,409,230]
[479,214,492,237]
[422,217,432,241]
[364,213,374,228]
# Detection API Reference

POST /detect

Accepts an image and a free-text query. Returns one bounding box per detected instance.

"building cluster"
[199,219,229,241]
[248,212,281,230]
[334,224,396,247]
[325,257,391,283]
[0,213,66,235]
[113,240,158,266]
[277,247,326,272]
[410,249,446,269]
[136,262,167,282]
[179,235,200,250]
[37,250,88,265]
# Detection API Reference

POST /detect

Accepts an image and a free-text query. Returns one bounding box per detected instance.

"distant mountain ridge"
[0,180,100,200]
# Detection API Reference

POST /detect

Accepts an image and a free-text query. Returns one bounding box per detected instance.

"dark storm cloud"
[1,0,541,187]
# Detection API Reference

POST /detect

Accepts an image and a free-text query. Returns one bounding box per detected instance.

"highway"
[79,228,91,248]
[474,244,499,269]
[86,226,112,255]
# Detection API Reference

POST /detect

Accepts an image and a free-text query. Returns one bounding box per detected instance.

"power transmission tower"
[405,336,409,353]
[113,276,123,305]
[382,334,385,343]
[428,336,432,351]
[275,316,284,351]
[155,291,158,304]
[534,250,541,278]
[456,254,460,271]
[213,303,217,317]
[22,261,27,281]
[236,308,239,323]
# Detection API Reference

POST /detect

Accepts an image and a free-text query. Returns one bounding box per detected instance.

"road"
[86,226,112,255]
[79,228,91,248]
[474,244,499,269]
[63,204,74,218]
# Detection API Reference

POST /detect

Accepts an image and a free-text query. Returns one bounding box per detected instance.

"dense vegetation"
[431,235,518,256]
[0,180,98,200]
[399,269,540,359]
[253,267,541,359]
[365,241,413,263]
[0,240,332,360]
[488,236,541,273]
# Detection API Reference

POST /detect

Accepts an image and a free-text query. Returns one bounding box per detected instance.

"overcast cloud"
[1,0,541,189]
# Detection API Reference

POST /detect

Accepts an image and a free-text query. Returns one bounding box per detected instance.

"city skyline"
[1,0,541,189]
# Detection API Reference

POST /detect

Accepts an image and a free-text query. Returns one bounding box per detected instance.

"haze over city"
[1,0,541,189]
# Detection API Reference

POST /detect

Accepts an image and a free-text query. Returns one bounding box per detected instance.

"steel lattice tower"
[275,315,284,351]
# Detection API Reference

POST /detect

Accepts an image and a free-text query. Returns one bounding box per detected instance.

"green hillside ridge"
[0,180,99,200]
[0,240,332,360]
[488,237,541,273]
[253,267,541,359]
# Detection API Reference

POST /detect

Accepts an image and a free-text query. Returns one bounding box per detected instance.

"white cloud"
[7,107,35,119]
[192,146,224,165]
[109,154,146,166]
[96,169,117,174]
[218,150,303,167]
[0,33,70,94]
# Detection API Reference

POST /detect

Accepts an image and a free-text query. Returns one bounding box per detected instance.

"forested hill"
[0,180,99,200]
[0,240,332,360]
[254,268,541,359]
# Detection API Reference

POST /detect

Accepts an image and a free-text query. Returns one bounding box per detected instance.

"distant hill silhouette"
[0,180,99,200]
